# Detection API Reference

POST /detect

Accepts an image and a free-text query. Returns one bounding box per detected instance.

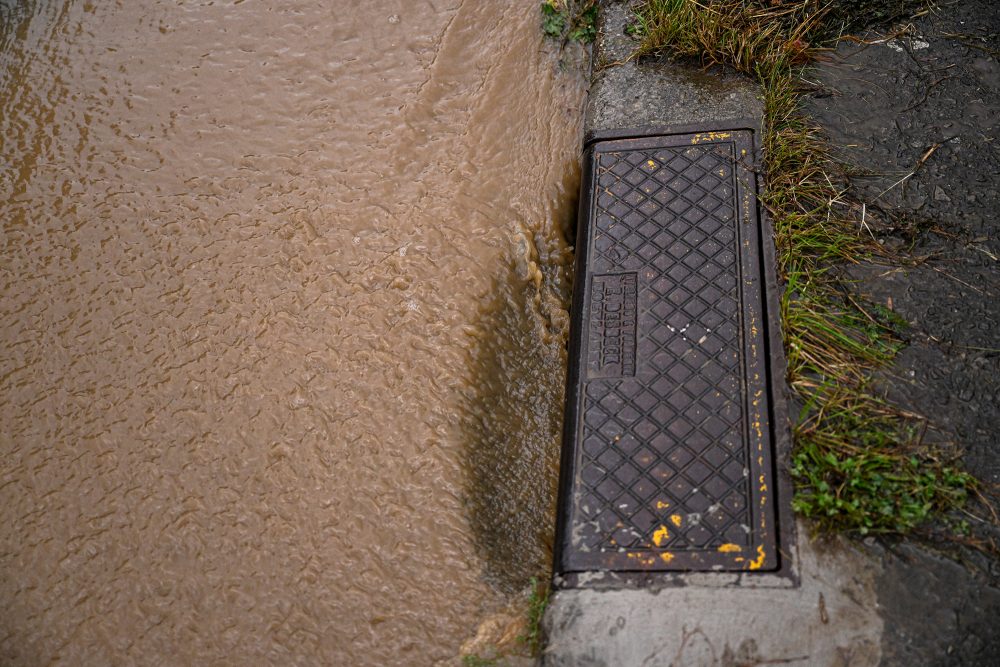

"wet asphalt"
[806,2,1000,663]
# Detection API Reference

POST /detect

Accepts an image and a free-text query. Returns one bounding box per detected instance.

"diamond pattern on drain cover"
[560,131,779,573]
[580,143,748,553]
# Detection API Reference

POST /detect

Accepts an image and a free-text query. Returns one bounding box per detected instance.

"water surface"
[0,1,586,663]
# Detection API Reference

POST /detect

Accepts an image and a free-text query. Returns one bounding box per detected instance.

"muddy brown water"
[0,1,586,664]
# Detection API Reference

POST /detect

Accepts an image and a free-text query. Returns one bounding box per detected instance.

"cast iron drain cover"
[556,128,780,574]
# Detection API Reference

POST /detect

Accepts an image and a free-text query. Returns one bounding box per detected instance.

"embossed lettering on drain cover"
[556,129,779,573]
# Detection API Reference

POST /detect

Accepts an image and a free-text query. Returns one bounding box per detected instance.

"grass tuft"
[631,0,977,536]
[518,576,549,655]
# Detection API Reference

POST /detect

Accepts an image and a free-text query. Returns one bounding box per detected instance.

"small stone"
[387,14,399,24]
[934,186,951,202]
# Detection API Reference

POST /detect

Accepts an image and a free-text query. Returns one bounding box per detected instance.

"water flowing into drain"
[460,223,576,594]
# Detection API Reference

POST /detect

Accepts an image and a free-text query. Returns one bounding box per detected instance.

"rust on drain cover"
[555,129,780,574]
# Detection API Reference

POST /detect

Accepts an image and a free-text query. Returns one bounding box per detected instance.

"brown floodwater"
[0,0,586,664]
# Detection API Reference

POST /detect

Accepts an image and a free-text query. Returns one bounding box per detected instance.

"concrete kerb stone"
[584,1,762,140]
[544,524,882,666]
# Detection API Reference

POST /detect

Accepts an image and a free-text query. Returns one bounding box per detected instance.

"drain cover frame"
[555,126,784,575]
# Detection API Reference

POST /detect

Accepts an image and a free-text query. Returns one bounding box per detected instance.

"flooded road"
[0,0,586,664]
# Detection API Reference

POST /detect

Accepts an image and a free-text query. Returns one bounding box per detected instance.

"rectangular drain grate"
[556,128,780,574]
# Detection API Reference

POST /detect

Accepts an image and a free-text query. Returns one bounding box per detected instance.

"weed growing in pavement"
[541,1,599,44]
[518,576,549,655]
[630,0,978,536]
